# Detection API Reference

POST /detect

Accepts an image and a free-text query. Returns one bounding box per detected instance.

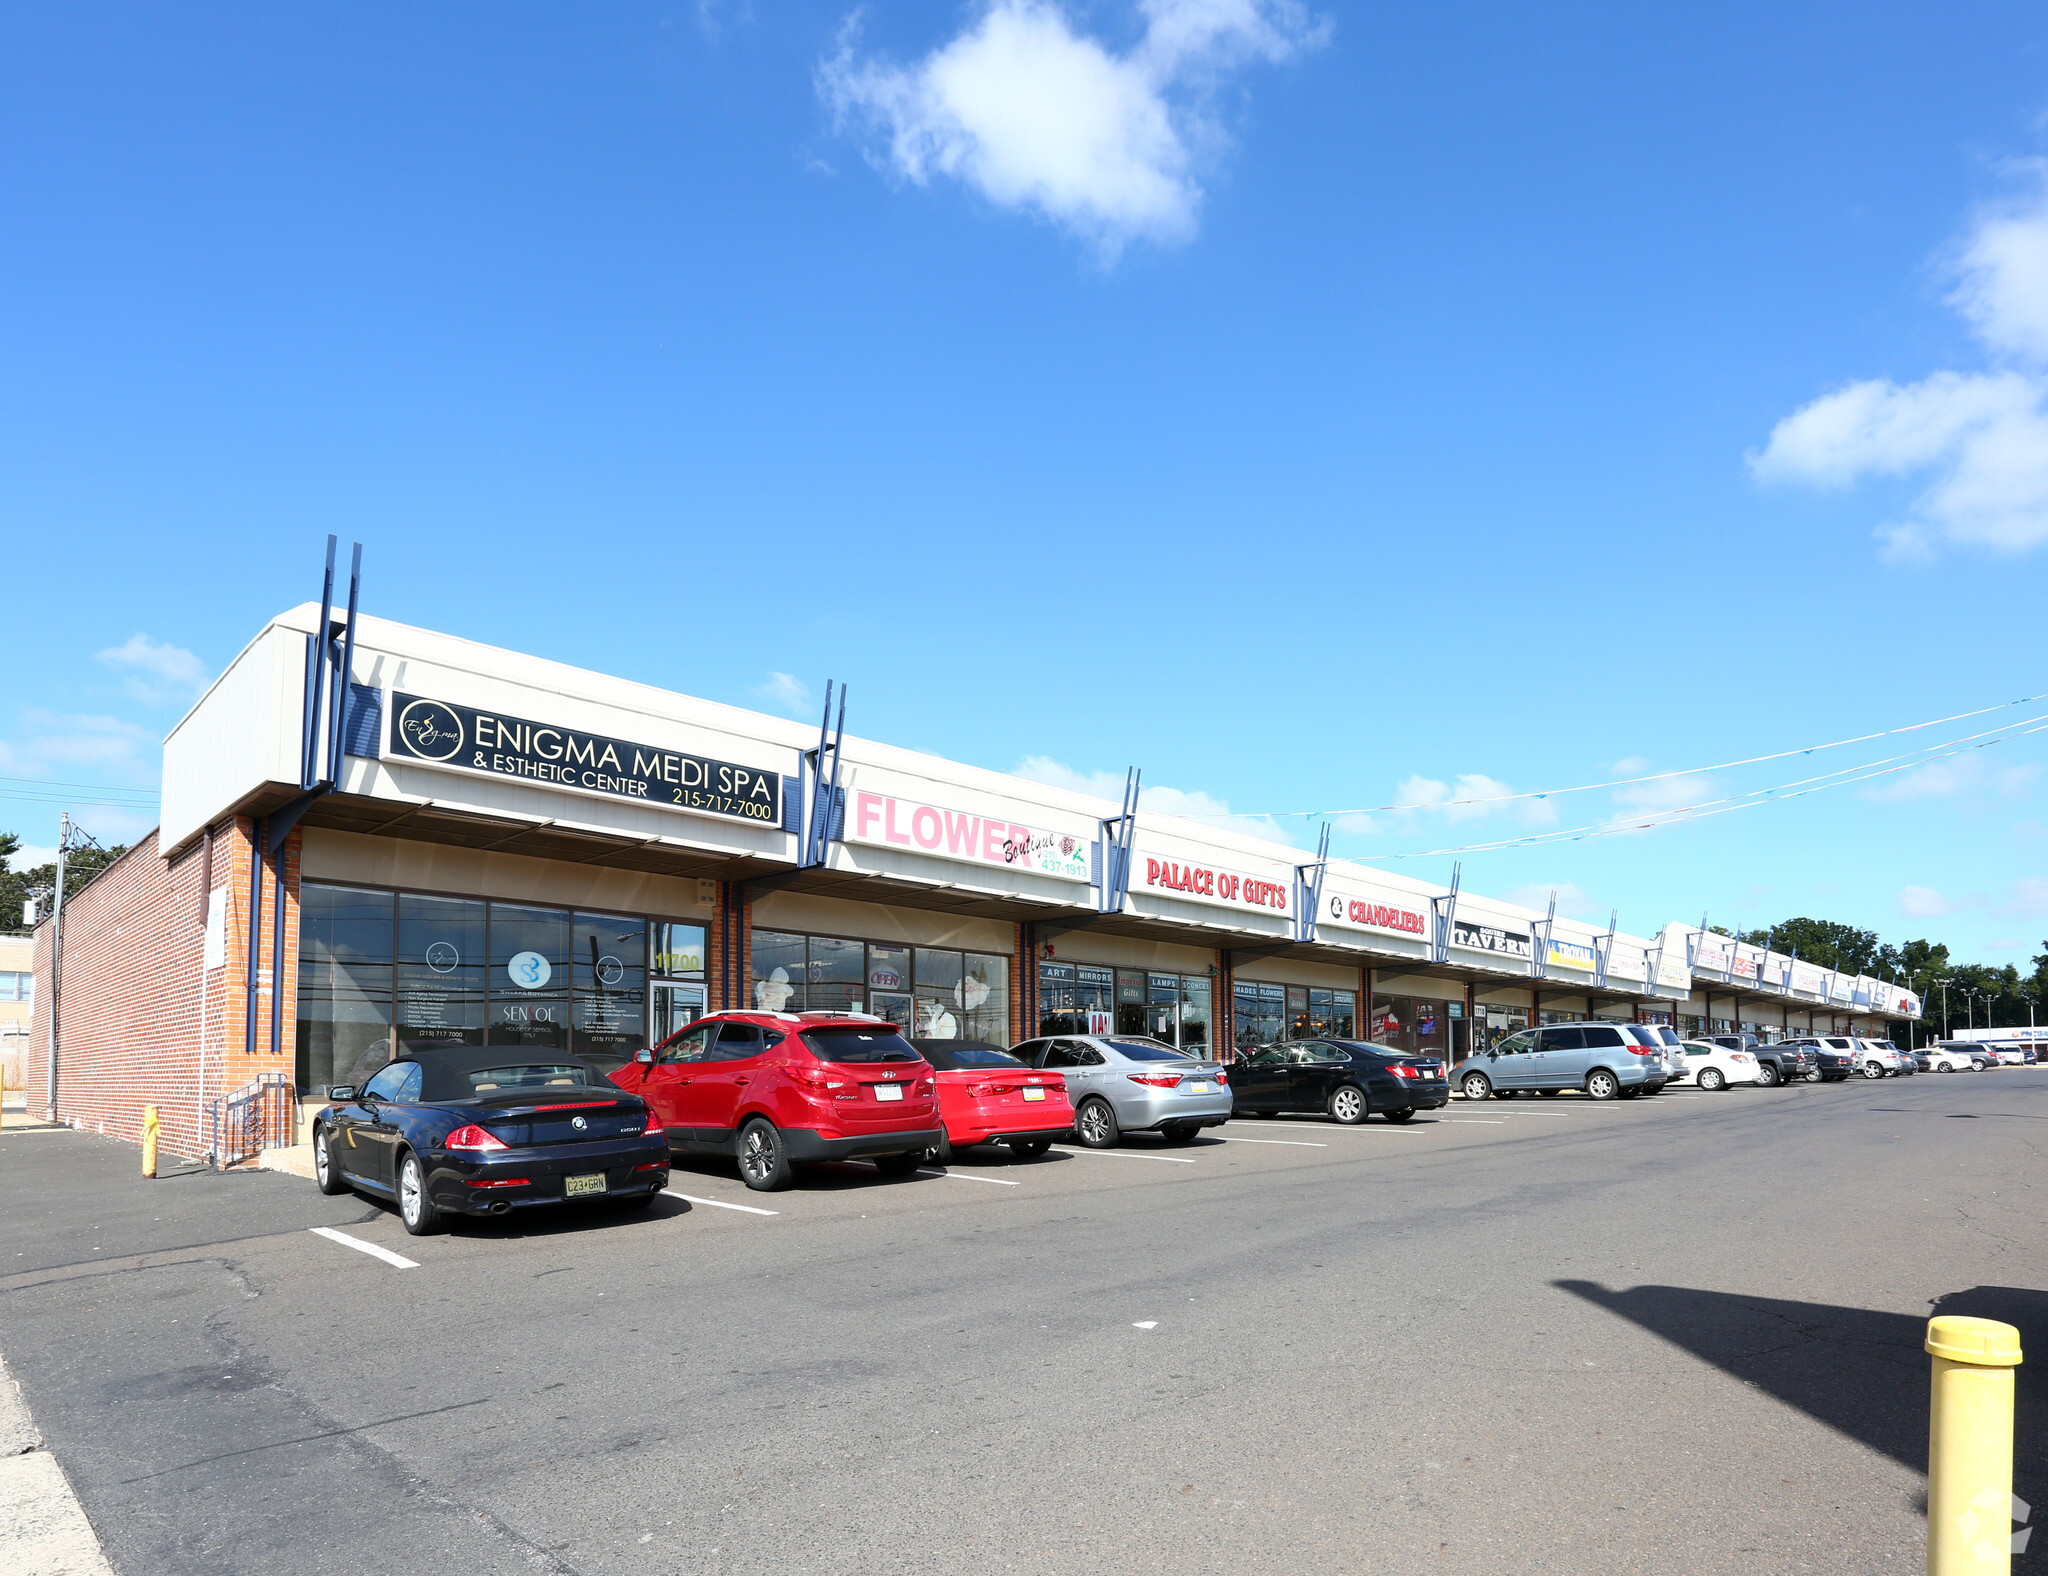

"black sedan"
[1229,1038,1450,1123]
[314,1048,669,1235]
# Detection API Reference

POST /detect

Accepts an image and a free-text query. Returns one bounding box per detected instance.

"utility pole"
[44,812,69,1121]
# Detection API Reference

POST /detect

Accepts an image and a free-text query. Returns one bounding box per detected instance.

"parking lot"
[6,1069,2046,1576]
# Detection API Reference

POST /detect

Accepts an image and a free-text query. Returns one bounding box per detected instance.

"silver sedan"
[1012,1034,1233,1146]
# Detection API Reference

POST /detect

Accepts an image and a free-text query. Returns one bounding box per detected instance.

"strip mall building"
[28,603,1924,1158]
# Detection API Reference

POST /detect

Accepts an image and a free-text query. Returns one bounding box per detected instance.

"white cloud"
[1603,772,1723,832]
[1753,169,2048,558]
[1010,755,1296,842]
[1899,884,1961,918]
[1989,936,2026,951]
[0,712,155,777]
[7,844,55,871]
[95,633,209,706]
[1504,881,1598,918]
[1391,773,1557,827]
[818,0,1327,258]
[1611,756,1650,774]
[1860,754,2039,803]
[753,672,815,715]
[1999,876,2048,920]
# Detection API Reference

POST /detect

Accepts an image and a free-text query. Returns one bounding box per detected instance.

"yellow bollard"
[1927,1315,2024,1575]
[142,1105,159,1179]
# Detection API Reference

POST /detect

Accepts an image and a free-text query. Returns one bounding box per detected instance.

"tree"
[1735,917,1881,974]
[0,834,130,933]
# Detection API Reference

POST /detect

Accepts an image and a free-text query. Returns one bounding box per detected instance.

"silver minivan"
[1458,1022,1666,1102]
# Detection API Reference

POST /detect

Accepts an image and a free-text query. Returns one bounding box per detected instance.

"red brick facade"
[28,818,303,1162]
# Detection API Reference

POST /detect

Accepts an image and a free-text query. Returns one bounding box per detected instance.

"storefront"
[754,926,1009,1042]
[20,590,1919,1160]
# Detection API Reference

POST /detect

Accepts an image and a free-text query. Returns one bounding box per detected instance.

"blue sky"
[6,2,2048,964]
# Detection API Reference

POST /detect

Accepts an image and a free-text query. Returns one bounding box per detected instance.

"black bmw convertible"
[314,1047,670,1234]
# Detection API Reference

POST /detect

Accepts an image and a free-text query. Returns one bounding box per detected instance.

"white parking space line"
[674,1193,779,1216]
[916,1168,1021,1185]
[1052,1148,1197,1164]
[308,1227,419,1269]
[1214,1135,1328,1147]
[1448,1118,1504,1124]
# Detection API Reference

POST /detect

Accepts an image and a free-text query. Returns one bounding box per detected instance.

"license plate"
[565,1173,607,1198]
[1188,1081,1213,1092]
[1022,1087,1045,1101]
[873,1083,904,1101]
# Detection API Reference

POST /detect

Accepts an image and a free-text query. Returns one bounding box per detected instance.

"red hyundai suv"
[612,1011,941,1191]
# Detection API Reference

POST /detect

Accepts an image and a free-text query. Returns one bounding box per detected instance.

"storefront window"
[1306,988,1357,1039]
[297,882,394,1094]
[753,929,1008,1040]
[1371,995,1447,1056]
[396,893,486,1055]
[574,912,647,1062]
[1233,981,1285,1048]
[1037,962,1115,1036]
[1115,970,1148,1036]
[490,903,571,1051]
[651,923,705,978]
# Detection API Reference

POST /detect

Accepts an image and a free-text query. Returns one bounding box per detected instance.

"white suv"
[1829,1036,1903,1078]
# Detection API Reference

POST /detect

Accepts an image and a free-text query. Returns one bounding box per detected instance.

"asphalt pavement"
[4,1070,2045,1576]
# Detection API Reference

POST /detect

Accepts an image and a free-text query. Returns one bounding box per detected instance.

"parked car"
[1860,1037,1914,1075]
[1011,1034,1232,1146]
[1645,1025,1689,1087]
[1992,1047,2030,1066]
[1456,1022,1666,1102]
[1822,1036,1903,1078]
[1706,1033,1814,1087]
[1669,1040,1761,1091]
[316,1048,669,1234]
[1781,1038,1855,1081]
[614,1012,941,1191]
[1230,1038,1449,1123]
[1922,1046,1980,1073]
[910,1038,1074,1161]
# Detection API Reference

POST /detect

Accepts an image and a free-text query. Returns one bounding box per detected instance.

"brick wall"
[27,818,302,1162]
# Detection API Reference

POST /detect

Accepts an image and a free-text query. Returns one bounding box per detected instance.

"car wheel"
[1699,1068,1725,1091]
[312,1127,348,1195]
[1383,1108,1416,1123]
[737,1118,794,1191]
[1754,1062,1780,1087]
[925,1127,954,1164]
[1585,1070,1619,1101]
[1007,1138,1052,1159]
[1160,1123,1200,1144]
[1074,1098,1120,1148]
[1861,1062,1884,1080]
[1330,1085,1368,1125]
[396,1151,444,1236]
[872,1150,922,1176]
[1461,1073,1493,1102]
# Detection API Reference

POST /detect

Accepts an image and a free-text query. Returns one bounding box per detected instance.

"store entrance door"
[1146,1001,1177,1044]
[871,992,912,1033]
[650,982,706,1047]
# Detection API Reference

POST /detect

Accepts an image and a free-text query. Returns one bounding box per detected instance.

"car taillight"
[965,1081,1016,1098]
[1127,1074,1181,1088]
[462,1176,530,1188]
[786,1066,847,1091]
[1388,1065,1419,1080]
[1215,1071,1228,1086]
[639,1111,664,1136]
[533,1101,614,1111]
[446,1124,508,1152]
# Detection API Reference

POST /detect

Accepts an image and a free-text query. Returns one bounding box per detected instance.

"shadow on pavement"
[1557,1279,2048,1497]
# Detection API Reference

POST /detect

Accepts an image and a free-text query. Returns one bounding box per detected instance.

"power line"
[1220,688,2048,821]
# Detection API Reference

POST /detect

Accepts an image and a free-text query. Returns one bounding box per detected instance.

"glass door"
[871,992,913,1033]
[650,982,706,1047]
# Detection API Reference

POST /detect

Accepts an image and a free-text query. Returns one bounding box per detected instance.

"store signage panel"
[1137,850,1290,916]
[1453,919,1532,959]
[1791,962,1827,995]
[1730,952,1759,981]
[846,791,1091,883]
[1320,885,1427,939]
[1654,954,1692,990]
[1693,934,1732,972]
[1546,937,1597,972]
[386,692,782,826]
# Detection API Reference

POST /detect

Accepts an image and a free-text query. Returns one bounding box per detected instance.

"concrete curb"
[0,1352,116,1576]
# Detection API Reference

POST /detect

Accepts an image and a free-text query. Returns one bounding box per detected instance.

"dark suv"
[1706,1033,1813,1087]
[1779,1037,1854,1081]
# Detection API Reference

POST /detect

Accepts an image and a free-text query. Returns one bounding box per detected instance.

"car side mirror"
[328,1085,356,1102]
[635,1047,654,1063]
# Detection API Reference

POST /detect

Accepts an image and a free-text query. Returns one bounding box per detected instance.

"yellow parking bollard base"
[141,1105,159,1180]
[1927,1316,2023,1576]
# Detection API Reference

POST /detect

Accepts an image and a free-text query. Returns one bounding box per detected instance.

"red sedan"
[911,1038,1074,1161]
